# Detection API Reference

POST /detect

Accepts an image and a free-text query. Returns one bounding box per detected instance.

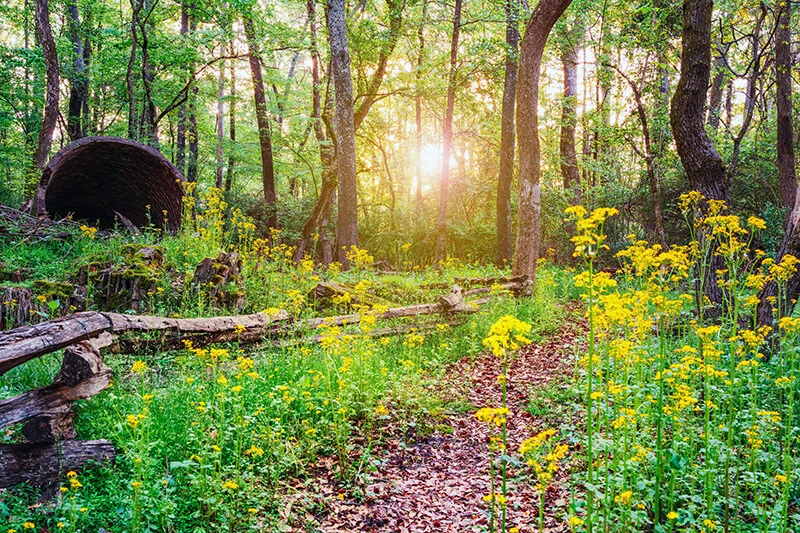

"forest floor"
[297,317,584,533]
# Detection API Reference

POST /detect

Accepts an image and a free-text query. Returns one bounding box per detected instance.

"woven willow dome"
[35,137,183,231]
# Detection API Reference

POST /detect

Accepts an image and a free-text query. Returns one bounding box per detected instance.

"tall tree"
[776,0,795,211]
[294,0,337,263]
[175,0,190,174]
[612,64,667,249]
[327,0,359,265]
[434,0,463,261]
[496,0,520,266]
[669,0,727,203]
[559,39,580,203]
[414,0,427,211]
[32,0,59,174]
[225,43,237,194]
[243,10,278,232]
[215,47,226,189]
[66,0,88,141]
[512,0,573,280]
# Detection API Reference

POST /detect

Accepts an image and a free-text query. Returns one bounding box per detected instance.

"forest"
[2,0,800,531]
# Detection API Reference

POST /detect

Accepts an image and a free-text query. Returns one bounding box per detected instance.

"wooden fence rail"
[0,281,528,490]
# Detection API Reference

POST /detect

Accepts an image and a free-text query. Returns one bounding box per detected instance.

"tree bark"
[327,0,359,265]
[434,0,463,261]
[33,0,59,172]
[243,12,278,231]
[512,0,574,280]
[66,0,88,141]
[669,0,727,203]
[559,40,580,203]
[776,0,796,211]
[496,0,519,266]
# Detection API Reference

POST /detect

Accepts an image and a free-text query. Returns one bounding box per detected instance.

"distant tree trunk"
[415,0,427,211]
[512,0,573,280]
[776,0,796,211]
[215,50,226,189]
[559,40,580,204]
[126,0,140,139]
[225,46,237,194]
[729,5,766,179]
[138,0,158,147]
[706,55,726,129]
[434,0,463,261]
[33,0,59,174]
[243,12,278,231]
[294,0,336,262]
[352,0,404,130]
[670,0,727,203]
[175,0,189,174]
[612,65,667,249]
[327,0,359,265]
[66,0,88,141]
[186,11,198,183]
[496,0,519,266]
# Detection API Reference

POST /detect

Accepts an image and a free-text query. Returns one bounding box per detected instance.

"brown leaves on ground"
[296,318,584,533]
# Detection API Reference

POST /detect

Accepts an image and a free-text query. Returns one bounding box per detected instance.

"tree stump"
[80,245,163,312]
[191,252,246,311]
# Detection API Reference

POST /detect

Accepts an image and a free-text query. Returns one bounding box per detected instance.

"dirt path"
[312,320,583,533]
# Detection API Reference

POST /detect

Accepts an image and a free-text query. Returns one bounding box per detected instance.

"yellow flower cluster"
[482,315,532,357]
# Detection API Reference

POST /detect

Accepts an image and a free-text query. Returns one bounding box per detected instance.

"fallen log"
[0,342,111,430]
[0,310,291,376]
[0,312,111,376]
[114,286,475,352]
[0,439,115,489]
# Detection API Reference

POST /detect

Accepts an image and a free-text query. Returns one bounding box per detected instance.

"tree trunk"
[512,0,574,280]
[706,55,726,129]
[175,0,189,174]
[294,0,337,262]
[33,0,59,172]
[434,0,463,261]
[66,0,88,141]
[729,5,766,179]
[496,0,519,266]
[215,49,226,190]
[138,0,158,147]
[243,12,278,231]
[776,0,796,211]
[415,0,427,211]
[669,0,727,203]
[225,44,237,194]
[613,65,667,249]
[327,0,359,265]
[126,0,140,139]
[670,0,727,316]
[559,40,580,204]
